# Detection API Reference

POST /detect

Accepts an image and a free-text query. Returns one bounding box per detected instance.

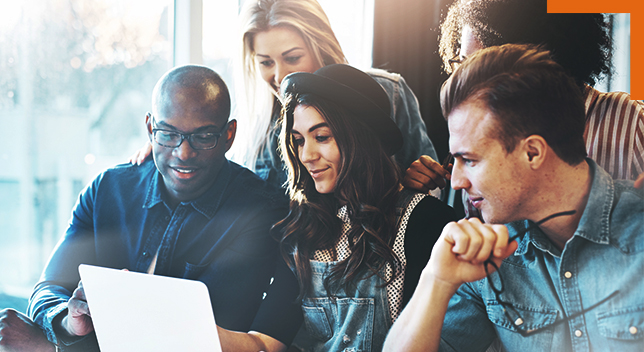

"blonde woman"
[132,0,441,193]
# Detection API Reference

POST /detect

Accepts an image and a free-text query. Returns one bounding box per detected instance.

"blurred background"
[0,0,631,312]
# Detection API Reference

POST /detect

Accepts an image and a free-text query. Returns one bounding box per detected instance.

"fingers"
[634,172,644,189]
[129,142,153,165]
[403,156,450,192]
[448,219,510,264]
[402,173,430,194]
[68,283,90,318]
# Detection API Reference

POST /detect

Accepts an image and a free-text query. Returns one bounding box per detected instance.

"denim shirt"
[440,159,644,352]
[27,159,288,351]
[254,69,438,189]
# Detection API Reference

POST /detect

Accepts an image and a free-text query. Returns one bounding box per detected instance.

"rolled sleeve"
[439,281,496,352]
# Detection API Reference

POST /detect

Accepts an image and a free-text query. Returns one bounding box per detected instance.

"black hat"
[280,64,403,156]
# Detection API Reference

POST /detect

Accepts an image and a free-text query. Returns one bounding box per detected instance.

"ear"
[223,119,237,152]
[522,135,547,170]
[145,112,154,141]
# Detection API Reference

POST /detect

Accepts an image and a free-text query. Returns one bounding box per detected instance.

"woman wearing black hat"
[214,64,455,352]
[234,64,456,352]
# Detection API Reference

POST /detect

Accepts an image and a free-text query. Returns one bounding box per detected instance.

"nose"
[172,138,197,161]
[449,159,471,191]
[275,64,291,90]
[299,140,319,164]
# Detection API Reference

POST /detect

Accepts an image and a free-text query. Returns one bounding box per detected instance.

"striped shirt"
[583,86,644,180]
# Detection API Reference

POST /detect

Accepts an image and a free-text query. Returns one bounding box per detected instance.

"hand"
[128,142,152,165]
[0,309,55,352]
[635,172,644,189]
[402,155,451,193]
[426,218,518,289]
[60,282,94,337]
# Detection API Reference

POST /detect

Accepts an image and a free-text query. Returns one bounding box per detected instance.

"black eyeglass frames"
[149,114,228,150]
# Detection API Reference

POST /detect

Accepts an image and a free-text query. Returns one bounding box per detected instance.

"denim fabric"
[294,190,420,352]
[299,261,391,352]
[27,159,287,351]
[440,159,644,352]
[254,69,438,189]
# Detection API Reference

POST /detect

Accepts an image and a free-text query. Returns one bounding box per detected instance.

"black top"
[250,193,458,345]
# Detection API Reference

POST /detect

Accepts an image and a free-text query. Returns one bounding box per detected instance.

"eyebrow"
[451,152,468,159]
[256,47,304,58]
[292,122,329,135]
[154,120,219,133]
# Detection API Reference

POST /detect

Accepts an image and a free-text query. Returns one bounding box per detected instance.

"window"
[0,0,172,310]
[0,0,375,313]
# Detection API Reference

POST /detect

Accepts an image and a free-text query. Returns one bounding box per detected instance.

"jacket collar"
[143,159,233,220]
[512,159,614,256]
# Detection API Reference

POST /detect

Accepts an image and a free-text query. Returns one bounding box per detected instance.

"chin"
[314,182,334,195]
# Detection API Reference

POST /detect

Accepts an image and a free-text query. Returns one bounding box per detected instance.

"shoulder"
[364,67,402,83]
[364,68,410,94]
[225,161,288,207]
[408,194,457,223]
[403,192,457,246]
[612,180,644,223]
[85,160,156,194]
[585,86,644,119]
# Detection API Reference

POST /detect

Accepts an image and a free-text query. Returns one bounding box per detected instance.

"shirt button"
[574,330,583,337]
[564,271,572,279]
[164,216,170,221]
[630,326,638,335]
[142,251,149,257]
[514,318,524,326]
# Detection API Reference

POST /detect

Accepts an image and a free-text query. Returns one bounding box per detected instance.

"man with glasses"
[383,44,644,351]
[0,65,288,351]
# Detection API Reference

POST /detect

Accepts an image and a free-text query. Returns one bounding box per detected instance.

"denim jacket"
[27,159,288,351]
[255,69,438,189]
[440,159,644,352]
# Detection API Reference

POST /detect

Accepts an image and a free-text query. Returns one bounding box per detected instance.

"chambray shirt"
[440,159,644,352]
[27,159,288,351]
[255,69,438,188]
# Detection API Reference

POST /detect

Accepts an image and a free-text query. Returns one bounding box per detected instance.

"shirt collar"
[511,159,614,256]
[143,159,233,219]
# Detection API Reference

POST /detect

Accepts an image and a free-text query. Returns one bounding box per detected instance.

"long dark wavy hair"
[277,93,402,298]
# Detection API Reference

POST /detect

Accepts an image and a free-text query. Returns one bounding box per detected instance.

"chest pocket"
[486,301,558,350]
[302,297,375,352]
[486,301,558,332]
[597,305,644,348]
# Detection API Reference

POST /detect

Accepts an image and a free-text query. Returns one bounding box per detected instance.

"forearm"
[28,283,74,344]
[217,327,286,352]
[383,270,459,352]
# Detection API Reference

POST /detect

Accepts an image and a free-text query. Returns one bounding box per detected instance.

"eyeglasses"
[150,115,228,150]
[484,210,619,336]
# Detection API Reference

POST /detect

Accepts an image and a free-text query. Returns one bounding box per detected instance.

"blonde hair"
[231,0,347,168]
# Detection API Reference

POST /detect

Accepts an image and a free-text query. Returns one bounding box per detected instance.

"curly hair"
[438,0,611,87]
[277,93,402,297]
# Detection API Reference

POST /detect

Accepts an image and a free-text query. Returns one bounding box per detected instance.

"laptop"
[78,264,222,352]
